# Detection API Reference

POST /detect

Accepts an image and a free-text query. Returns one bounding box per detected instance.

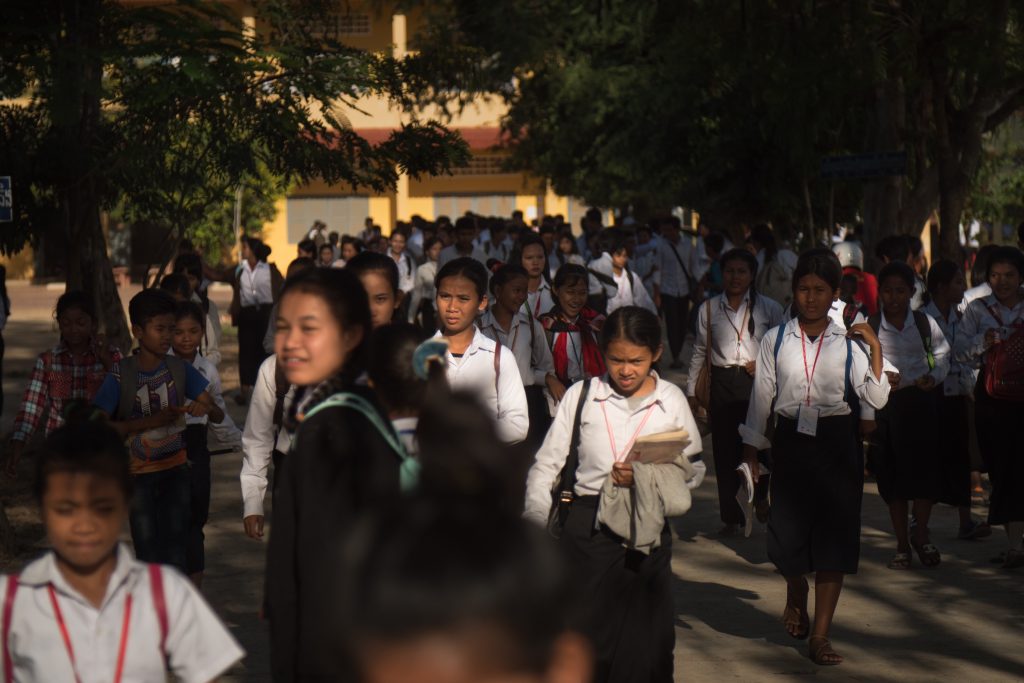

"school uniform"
[956,293,1024,526]
[538,308,607,414]
[526,280,555,320]
[407,260,438,330]
[870,310,950,504]
[656,237,698,361]
[479,307,555,444]
[740,319,890,576]
[687,291,785,525]
[587,253,657,315]
[0,544,243,683]
[240,355,295,519]
[438,244,489,268]
[434,326,530,444]
[525,375,703,683]
[387,249,416,294]
[922,301,974,508]
[238,260,275,386]
[391,416,418,459]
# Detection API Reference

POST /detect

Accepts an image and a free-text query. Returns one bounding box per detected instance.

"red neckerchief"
[541,306,606,384]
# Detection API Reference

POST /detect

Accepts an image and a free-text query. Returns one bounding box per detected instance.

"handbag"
[693,299,712,411]
[546,378,592,538]
[983,306,1024,401]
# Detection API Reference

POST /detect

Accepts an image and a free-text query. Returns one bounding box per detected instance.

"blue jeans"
[130,464,191,571]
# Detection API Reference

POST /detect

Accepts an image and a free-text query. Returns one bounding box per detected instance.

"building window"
[449,155,512,176]
[286,196,370,243]
[434,194,516,218]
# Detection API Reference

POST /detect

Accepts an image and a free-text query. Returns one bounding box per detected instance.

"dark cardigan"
[266,386,401,682]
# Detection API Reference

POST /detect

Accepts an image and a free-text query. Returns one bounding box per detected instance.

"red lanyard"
[724,300,751,344]
[533,292,543,318]
[48,586,133,683]
[601,401,657,462]
[800,326,825,406]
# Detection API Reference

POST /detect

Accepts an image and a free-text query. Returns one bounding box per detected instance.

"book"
[625,429,690,464]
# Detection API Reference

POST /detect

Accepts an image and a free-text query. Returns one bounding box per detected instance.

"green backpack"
[302,392,419,492]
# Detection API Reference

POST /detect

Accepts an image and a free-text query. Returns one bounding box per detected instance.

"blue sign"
[0,176,11,223]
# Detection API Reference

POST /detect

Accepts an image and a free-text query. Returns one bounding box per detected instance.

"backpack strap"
[116,356,139,421]
[163,355,188,407]
[493,339,502,417]
[912,310,935,371]
[148,564,169,660]
[558,378,592,505]
[3,575,18,683]
[303,392,418,491]
[767,323,787,419]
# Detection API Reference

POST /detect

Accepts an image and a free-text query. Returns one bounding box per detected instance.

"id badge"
[797,404,819,437]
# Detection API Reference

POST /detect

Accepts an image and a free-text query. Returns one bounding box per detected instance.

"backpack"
[115,354,189,421]
[867,311,935,371]
[302,392,420,491]
[756,257,793,308]
[3,564,170,681]
[983,305,1024,401]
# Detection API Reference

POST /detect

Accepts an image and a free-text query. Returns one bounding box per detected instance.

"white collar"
[20,544,139,610]
[434,325,495,357]
[591,373,666,412]
[784,316,844,340]
[880,308,914,332]
[719,291,751,312]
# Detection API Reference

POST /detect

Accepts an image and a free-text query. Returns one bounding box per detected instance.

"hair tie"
[413,339,449,380]
[489,260,506,275]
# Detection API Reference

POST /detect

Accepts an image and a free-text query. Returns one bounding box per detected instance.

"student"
[747,223,798,309]
[833,241,877,315]
[296,238,317,260]
[7,291,122,477]
[955,246,1024,569]
[632,225,660,300]
[686,248,785,535]
[262,256,317,355]
[922,260,991,540]
[740,250,889,665]
[434,257,529,444]
[587,228,657,316]
[387,229,416,294]
[525,307,704,683]
[539,264,607,412]
[514,233,555,320]
[654,216,698,368]
[407,236,442,331]
[240,352,295,540]
[266,268,407,680]
[0,418,243,682]
[874,235,927,310]
[479,262,556,446]
[317,242,336,268]
[346,250,403,329]
[439,215,488,267]
[171,301,239,586]
[869,261,950,569]
[93,289,224,571]
[344,496,592,683]
[235,237,282,402]
[482,220,513,263]
[339,235,362,265]
[173,253,223,366]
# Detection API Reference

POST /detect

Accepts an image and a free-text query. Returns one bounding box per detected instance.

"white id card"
[797,404,819,437]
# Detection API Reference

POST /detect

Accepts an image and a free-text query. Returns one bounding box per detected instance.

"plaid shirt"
[12,342,123,442]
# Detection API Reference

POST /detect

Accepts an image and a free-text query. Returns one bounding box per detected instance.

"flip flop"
[887,551,912,570]
[809,636,843,666]
[911,539,941,567]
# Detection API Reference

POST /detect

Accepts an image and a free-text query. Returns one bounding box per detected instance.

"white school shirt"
[1,545,243,683]
[172,353,241,445]
[435,326,530,444]
[524,374,705,524]
[240,355,295,518]
[239,260,274,307]
[586,253,657,314]
[955,292,1024,369]
[922,301,973,396]
[656,238,696,297]
[632,248,659,298]
[959,282,992,313]
[783,299,867,329]
[739,318,891,451]
[686,292,785,396]
[392,416,419,459]
[387,249,416,293]
[439,244,489,268]
[527,281,555,319]
[478,307,554,387]
[874,309,950,387]
[911,275,927,310]
[407,261,439,323]
[189,293,223,367]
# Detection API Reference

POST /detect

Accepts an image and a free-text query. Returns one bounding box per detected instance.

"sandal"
[808,636,843,666]
[782,579,809,639]
[887,551,912,570]
[911,539,941,567]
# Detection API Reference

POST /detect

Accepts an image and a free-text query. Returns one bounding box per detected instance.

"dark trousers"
[525,384,552,450]
[975,373,1024,525]
[185,425,210,574]
[238,304,273,386]
[130,464,191,572]
[709,366,766,525]
[661,294,690,361]
[560,497,674,683]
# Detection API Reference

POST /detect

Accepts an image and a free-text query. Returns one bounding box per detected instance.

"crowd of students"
[0,211,1021,681]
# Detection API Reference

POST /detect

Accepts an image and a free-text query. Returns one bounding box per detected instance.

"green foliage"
[966,118,1024,232]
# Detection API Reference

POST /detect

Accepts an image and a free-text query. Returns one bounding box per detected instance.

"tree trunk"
[55,0,131,351]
